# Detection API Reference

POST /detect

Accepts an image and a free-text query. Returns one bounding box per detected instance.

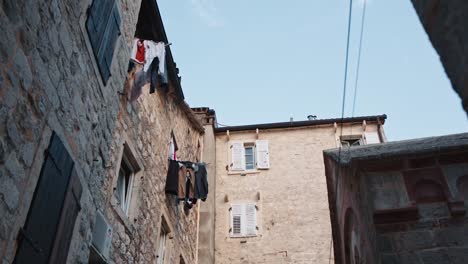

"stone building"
[203,114,387,263]
[323,133,468,264]
[410,0,468,114]
[0,0,206,263]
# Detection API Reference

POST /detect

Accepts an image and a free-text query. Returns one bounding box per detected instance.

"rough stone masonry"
[0,0,204,263]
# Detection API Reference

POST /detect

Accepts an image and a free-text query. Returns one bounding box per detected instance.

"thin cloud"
[190,0,225,28]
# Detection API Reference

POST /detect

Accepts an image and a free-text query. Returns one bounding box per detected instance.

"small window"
[179,255,186,264]
[244,145,255,170]
[341,136,363,147]
[230,203,257,237]
[157,225,168,264]
[115,155,134,215]
[230,140,270,171]
[168,133,178,160]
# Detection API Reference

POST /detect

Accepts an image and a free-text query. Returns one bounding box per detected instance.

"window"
[230,140,270,171]
[157,225,168,264]
[115,154,135,215]
[341,136,363,147]
[86,0,121,85]
[230,203,257,237]
[244,145,255,170]
[168,132,178,160]
[14,133,82,263]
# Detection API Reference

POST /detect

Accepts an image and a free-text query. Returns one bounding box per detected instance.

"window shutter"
[244,203,257,236]
[255,140,270,169]
[86,0,120,85]
[364,132,380,144]
[86,0,114,54]
[49,170,82,264]
[97,2,121,84]
[14,133,76,263]
[230,204,242,237]
[230,141,245,171]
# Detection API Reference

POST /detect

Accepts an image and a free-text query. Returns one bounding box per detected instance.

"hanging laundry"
[165,159,208,210]
[128,39,169,100]
[135,39,145,63]
[144,41,168,85]
[184,168,196,209]
[165,159,180,195]
[130,38,146,64]
[195,163,208,201]
[129,58,160,100]
[147,57,160,94]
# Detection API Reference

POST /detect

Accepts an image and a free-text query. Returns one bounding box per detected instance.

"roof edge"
[215,114,387,133]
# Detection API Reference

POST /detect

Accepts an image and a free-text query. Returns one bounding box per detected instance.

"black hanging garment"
[148,57,160,94]
[195,163,209,201]
[184,169,194,209]
[165,159,180,195]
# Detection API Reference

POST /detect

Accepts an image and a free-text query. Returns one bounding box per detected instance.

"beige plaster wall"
[213,123,382,264]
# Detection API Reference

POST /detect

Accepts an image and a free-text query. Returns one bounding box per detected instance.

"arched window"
[413,180,446,203]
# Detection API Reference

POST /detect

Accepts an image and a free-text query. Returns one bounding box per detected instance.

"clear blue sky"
[158,0,467,141]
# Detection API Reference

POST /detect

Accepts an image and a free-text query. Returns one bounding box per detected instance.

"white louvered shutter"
[244,203,257,236]
[255,140,270,169]
[364,132,380,144]
[230,141,245,171]
[230,204,242,237]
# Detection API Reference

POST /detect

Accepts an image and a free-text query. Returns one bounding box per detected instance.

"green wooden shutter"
[86,0,121,85]
[13,133,76,264]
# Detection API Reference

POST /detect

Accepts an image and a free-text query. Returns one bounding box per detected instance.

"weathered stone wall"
[192,108,217,264]
[411,0,468,114]
[0,0,203,263]
[374,160,468,264]
[324,136,468,264]
[213,122,382,264]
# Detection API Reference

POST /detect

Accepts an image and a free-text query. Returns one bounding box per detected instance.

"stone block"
[432,226,468,247]
[393,230,433,252]
[19,142,35,167]
[13,48,33,91]
[0,175,19,212]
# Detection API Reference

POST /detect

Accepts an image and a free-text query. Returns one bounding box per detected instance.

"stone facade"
[192,108,218,264]
[410,0,468,114]
[0,0,204,263]
[210,116,386,264]
[324,133,468,264]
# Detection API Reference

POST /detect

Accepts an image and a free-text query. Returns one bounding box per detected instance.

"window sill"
[229,234,258,239]
[110,196,136,236]
[228,170,260,176]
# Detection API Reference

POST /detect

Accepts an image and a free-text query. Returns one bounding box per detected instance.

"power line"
[329,1,354,263]
[340,0,354,123]
[351,0,368,117]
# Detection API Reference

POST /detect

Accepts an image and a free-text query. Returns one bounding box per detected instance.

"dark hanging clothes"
[165,159,180,195]
[178,165,187,199]
[148,57,160,94]
[195,163,209,201]
[184,169,194,209]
